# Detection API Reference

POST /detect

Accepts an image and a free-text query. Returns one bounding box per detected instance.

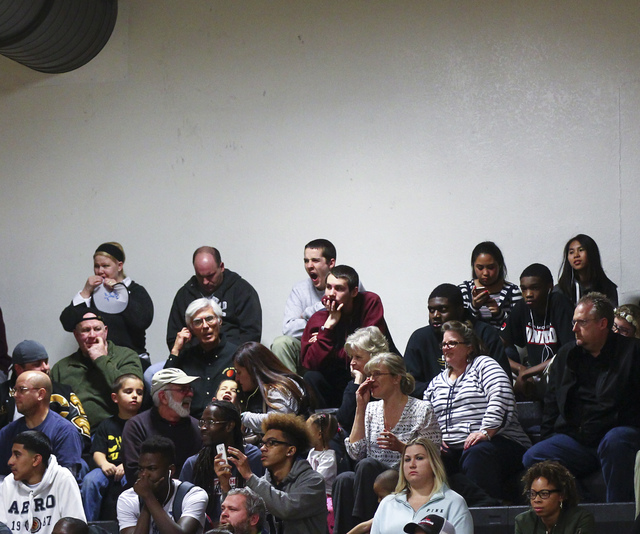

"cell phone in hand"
[216,443,228,463]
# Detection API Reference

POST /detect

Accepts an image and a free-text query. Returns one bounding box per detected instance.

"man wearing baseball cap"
[0,340,90,443]
[51,312,143,429]
[404,514,456,534]
[121,368,202,484]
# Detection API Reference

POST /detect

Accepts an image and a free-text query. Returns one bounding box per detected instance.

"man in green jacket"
[51,312,142,431]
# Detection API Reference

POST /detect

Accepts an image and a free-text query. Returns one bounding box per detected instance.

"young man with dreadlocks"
[180,400,263,525]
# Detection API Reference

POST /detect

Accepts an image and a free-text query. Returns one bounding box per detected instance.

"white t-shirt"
[117,480,208,534]
[306,449,337,496]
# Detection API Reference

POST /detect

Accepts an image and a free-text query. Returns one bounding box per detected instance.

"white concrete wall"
[1,0,639,364]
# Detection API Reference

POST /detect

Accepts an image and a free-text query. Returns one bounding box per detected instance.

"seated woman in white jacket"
[371,437,473,534]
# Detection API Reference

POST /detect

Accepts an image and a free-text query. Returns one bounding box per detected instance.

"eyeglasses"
[526,489,561,500]
[9,387,40,397]
[612,322,635,336]
[198,419,227,428]
[192,315,218,328]
[440,341,468,350]
[259,438,292,449]
[572,318,597,328]
[369,372,393,380]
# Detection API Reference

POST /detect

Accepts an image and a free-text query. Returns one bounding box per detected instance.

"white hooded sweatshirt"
[0,454,85,534]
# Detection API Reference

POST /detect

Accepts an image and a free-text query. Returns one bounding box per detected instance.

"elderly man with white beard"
[121,368,202,485]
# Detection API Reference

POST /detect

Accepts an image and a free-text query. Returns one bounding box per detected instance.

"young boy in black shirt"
[500,263,574,399]
[81,373,144,520]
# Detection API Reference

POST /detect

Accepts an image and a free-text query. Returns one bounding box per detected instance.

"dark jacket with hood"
[166,269,262,349]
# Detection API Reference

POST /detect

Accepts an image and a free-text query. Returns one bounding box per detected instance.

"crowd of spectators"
[0,235,639,534]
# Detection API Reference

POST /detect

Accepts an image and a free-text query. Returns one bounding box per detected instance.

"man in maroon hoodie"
[301,265,396,407]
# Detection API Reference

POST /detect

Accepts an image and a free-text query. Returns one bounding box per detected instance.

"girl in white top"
[307,413,339,532]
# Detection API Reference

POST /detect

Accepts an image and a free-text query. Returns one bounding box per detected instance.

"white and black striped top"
[459,280,522,329]
[424,355,531,448]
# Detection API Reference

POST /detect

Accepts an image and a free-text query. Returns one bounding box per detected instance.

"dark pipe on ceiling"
[0,0,118,74]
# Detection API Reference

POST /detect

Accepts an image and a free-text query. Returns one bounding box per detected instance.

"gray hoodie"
[246,458,328,534]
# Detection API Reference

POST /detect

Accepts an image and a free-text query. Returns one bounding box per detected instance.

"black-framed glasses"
[192,315,218,328]
[526,489,561,500]
[612,322,635,336]
[259,438,292,449]
[440,341,468,350]
[198,419,227,429]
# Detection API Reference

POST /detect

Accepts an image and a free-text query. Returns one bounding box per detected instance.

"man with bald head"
[0,371,84,479]
[166,246,262,349]
[51,312,143,429]
[0,340,90,443]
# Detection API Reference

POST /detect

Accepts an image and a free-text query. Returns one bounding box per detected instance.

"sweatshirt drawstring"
[27,489,35,533]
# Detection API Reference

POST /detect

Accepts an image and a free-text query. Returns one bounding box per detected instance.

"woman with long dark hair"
[233,342,309,433]
[459,241,521,329]
[557,234,618,306]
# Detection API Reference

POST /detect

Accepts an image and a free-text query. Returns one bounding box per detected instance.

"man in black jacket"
[166,246,262,349]
[523,292,640,502]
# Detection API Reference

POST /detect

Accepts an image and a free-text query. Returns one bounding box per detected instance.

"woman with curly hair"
[215,413,327,534]
[516,461,595,534]
[233,342,310,433]
[557,234,618,306]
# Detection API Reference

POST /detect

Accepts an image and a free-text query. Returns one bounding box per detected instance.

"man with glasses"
[51,312,143,429]
[523,292,640,502]
[215,412,327,534]
[122,368,202,485]
[163,298,237,418]
[0,340,90,444]
[166,246,262,351]
[0,371,84,481]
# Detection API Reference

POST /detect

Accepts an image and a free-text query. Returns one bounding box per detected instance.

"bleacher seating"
[470,502,635,534]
